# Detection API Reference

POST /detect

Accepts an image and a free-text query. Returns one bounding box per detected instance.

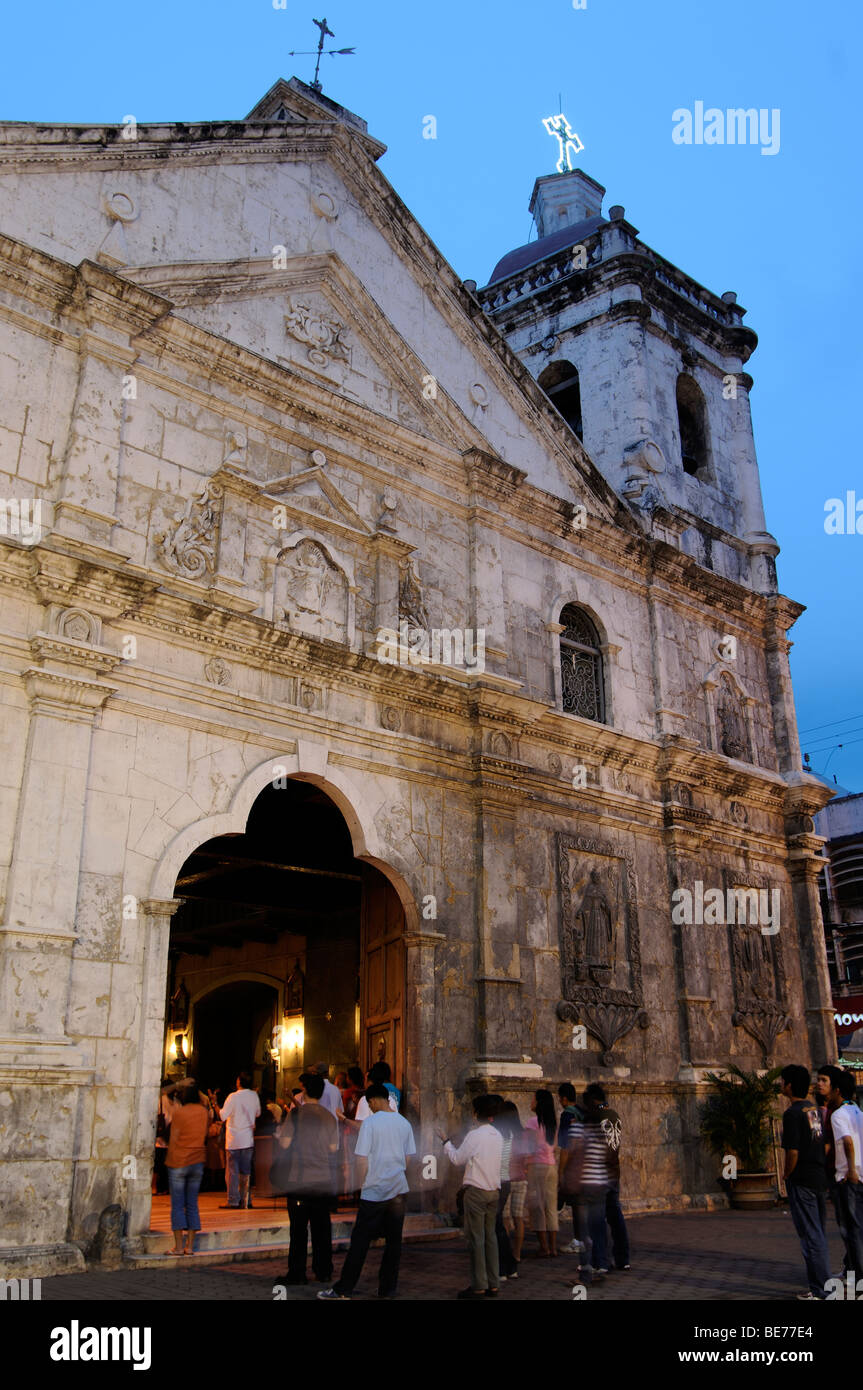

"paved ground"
[38,1206,848,1302]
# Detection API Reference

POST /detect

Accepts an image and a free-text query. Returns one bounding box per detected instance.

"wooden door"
[360,867,405,1088]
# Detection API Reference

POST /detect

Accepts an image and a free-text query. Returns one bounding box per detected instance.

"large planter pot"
[730,1171,777,1210]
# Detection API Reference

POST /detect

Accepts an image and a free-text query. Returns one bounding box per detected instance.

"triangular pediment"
[243,77,384,157]
[125,252,480,454]
[263,465,373,539]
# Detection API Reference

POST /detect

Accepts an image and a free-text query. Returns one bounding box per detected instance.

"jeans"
[225,1146,253,1206]
[606,1183,630,1268]
[333,1195,406,1296]
[463,1186,500,1292]
[831,1180,863,1278]
[574,1189,608,1275]
[287,1194,333,1281]
[167,1162,204,1230]
[495,1181,518,1276]
[787,1183,830,1297]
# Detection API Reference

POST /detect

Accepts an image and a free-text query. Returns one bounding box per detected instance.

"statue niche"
[716,673,750,761]
[556,834,648,1064]
[274,538,349,644]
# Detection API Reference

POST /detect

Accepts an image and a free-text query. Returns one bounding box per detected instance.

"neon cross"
[542,114,585,173]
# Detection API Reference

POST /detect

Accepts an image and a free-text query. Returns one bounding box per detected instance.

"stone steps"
[123,1213,459,1269]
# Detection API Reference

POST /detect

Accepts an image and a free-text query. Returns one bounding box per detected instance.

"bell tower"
[480,169,779,594]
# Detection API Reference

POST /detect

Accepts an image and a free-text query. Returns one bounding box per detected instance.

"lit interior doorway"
[152,779,406,1231]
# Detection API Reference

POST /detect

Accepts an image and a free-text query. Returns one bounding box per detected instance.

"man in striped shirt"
[562,1097,610,1283]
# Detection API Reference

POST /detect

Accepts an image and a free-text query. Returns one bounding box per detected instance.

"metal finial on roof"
[288,16,356,93]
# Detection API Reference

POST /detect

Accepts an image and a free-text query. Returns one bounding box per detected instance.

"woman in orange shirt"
[165,1081,209,1254]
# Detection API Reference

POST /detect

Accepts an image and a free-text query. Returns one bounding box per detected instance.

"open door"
[361,867,405,1089]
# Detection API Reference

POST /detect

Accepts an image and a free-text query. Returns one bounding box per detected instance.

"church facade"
[0,79,835,1275]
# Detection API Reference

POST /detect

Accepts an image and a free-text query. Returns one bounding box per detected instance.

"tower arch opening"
[676,373,711,479]
[539,359,583,439]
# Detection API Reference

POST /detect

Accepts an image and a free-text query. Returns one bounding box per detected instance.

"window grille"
[559,605,605,722]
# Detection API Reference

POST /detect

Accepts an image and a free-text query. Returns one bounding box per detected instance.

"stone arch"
[188,970,284,1011]
[148,742,418,931]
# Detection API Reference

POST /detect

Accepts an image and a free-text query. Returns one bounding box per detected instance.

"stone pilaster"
[466,450,525,678]
[53,332,133,550]
[780,773,836,1063]
[403,926,444,1208]
[785,848,836,1066]
[472,794,522,1063]
[371,533,415,641]
[210,466,260,598]
[123,899,181,1241]
[764,607,803,773]
[657,745,714,1073]
[0,663,117,1066]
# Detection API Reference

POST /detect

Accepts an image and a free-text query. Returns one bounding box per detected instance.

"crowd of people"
[153,1061,402,1257]
[152,1064,630,1296]
[151,1059,862,1300]
[781,1062,863,1300]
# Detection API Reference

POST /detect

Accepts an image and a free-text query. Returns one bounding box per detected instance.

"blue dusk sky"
[3,0,860,790]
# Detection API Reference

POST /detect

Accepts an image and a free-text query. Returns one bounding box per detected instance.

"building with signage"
[815,790,863,1055]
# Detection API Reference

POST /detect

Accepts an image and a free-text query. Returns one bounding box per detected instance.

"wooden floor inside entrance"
[149,1191,358,1236]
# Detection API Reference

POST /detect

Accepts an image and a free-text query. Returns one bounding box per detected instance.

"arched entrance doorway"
[162,779,406,1106]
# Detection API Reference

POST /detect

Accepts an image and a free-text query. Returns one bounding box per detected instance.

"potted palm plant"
[700,1064,783,1209]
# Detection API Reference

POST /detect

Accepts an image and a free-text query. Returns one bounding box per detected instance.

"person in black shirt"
[780,1063,831,1300]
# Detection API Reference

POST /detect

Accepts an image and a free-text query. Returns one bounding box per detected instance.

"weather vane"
[289,17,355,93]
[542,114,584,173]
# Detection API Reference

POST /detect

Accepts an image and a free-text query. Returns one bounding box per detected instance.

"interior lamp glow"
[282,1020,304,1053]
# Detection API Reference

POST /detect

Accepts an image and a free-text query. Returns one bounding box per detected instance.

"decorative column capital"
[22,667,118,718]
[139,899,182,919]
[403,929,446,950]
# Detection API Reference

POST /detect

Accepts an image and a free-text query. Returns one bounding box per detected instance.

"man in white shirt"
[827,1070,863,1277]
[438,1094,502,1299]
[318,1084,416,1300]
[219,1072,261,1209]
[353,1063,400,1122]
[313,1061,346,1123]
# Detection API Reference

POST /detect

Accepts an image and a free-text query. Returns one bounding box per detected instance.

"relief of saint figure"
[740,926,774,1000]
[284,539,331,616]
[576,869,616,980]
[277,538,348,643]
[717,676,749,761]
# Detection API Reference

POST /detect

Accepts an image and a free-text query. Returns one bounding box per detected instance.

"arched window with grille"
[559,605,606,722]
[539,360,583,440]
[676,374,710,479]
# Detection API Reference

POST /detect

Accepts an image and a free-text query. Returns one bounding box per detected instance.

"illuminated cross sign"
[542,114,584,172]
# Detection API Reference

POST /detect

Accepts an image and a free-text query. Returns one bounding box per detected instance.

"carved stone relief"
[274,537,349,644]
[284,299,349,366]
[555,833,648,1063]
[380,705,402,732]
[155,480,223,582]
[398,558,428,630]
[717,673,750,761]
[724,869,790,1056]
[204,656,232,687]
[57,607,100,644]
